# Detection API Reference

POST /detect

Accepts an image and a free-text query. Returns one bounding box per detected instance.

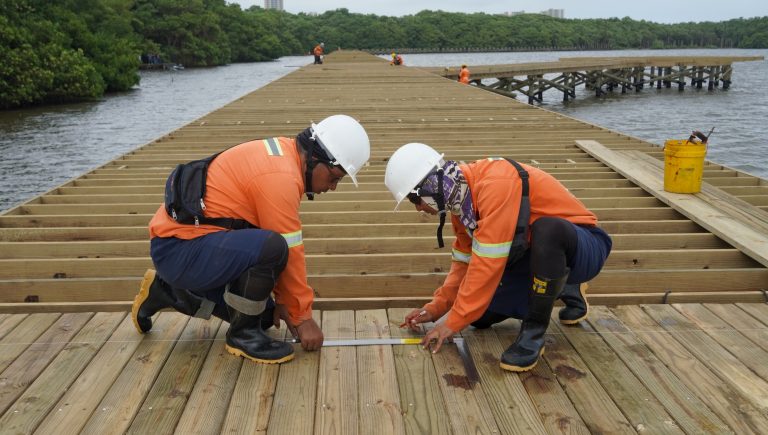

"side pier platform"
[423,55,764,102]
[0,51,767,433]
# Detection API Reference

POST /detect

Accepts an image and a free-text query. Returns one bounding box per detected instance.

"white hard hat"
[384,143,445,209]
[311,115,370,186]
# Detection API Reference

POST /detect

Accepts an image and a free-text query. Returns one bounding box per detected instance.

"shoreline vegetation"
[2,0,767,109]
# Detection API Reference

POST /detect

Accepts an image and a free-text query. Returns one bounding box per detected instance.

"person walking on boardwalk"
[459,64,471,84]
[313,42,325,64]
[390,52,404,66]
[132,115,370,364]
[385,143,612,372]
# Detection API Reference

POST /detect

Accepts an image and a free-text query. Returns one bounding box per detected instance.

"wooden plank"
[0,312,124,434]
[586,307,730,433]
[35,312,185,435]
[174,322,242,435]
[552,319,685,434]
[491,319,592,434]
[387,308,451,435]
[458,323,549,434]
[611,305,768,434]
[0,232,732,258]
[3,248,757,279]
[703,303,768,354]
[127,317,223,435]
[315,310,358,435]
[0,312,92,415]
[0,313,60,372]
[640,304,768,410]
[354,309,405,435]
[267,310,321,435]
[735,303,768,328]
[79,313,189,434]
[428,327,501,434]
[576,140,768,267]
[535,322,635,433]
[673,303,768,382]
[219,322,285,434]
[0,313,27,340]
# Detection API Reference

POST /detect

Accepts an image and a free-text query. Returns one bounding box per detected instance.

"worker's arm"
[443,178,521,331]
[249,172,314,326]
[422,215,472,319]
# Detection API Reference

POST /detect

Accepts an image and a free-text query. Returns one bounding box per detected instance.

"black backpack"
[164,152,253,229]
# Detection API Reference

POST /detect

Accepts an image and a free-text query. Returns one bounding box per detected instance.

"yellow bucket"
[663,139,707,193]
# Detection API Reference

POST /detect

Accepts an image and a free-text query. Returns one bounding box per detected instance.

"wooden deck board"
[0,306,761,433]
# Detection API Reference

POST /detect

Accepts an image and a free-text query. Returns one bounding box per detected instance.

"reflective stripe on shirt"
[264,137,283,156]
[471,238,512,258]
[281,230,303,248]
[452,248,471,263]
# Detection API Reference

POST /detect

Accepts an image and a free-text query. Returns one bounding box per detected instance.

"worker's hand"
[295,318,324,351]
[421,322,456,354]
[272,304,298,337]
[400,308,433,332]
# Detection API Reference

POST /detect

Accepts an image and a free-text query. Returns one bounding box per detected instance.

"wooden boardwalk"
[1,50,765,312]
[1,50,768,434]
[1,304,768,434]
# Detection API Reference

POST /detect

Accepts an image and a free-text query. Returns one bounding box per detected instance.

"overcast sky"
[233,1,767,23]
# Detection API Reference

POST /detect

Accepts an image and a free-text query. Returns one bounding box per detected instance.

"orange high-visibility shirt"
[423,158,598,331]
[149,137,314,325]
[314,45,324,56]
[459,67,470,84]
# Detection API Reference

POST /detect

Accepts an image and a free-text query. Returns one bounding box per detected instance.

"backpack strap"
[504,158,531,249]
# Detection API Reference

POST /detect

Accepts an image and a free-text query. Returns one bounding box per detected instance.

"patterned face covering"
[419,161,477,234]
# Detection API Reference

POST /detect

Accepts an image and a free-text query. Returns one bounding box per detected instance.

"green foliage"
[1,1,767,109]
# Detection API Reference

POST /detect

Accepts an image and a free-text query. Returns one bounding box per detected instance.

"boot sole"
[499,348,544,372]
[225,344,295,364]
[131,269,155,334]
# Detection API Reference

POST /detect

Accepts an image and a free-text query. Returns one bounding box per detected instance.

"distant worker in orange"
[385,143,612,372]
[390,52,404,66]
[313,42,325,64]
[459,64,471,84]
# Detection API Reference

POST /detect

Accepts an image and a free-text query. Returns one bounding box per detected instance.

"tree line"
[2,0,767,109]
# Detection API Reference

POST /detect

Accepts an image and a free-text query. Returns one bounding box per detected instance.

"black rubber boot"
[132,269,224,333]
[559,283,589,325]
[223,233,293,363]
[225,308,294,364]
[500,271,568,372]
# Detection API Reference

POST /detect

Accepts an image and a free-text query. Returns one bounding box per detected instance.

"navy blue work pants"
[150,229,278,311]
[484,223,612,320]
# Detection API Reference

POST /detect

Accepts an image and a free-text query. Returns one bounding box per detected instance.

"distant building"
[504,9,565,18]
[541,9,564,18]
[264,0,283,11]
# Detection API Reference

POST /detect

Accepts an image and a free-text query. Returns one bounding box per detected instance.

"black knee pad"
[257,231,289,275]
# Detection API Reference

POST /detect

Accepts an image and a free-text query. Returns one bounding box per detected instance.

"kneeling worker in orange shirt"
[385,143,612,371]
[133,115,370,364]
[459,64,471,84]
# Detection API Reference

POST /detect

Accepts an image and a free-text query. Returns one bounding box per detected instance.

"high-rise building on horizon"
[264,0,283,11]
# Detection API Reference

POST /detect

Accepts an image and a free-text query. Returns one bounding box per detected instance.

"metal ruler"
[286,337,480,385]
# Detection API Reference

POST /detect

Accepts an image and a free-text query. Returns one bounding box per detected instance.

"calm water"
[1,49,766,212]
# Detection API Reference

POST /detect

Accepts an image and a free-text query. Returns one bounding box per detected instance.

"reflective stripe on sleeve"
[264,137,283,156]
[281,230,303,248]
[471,238,512,258]
[452,249,471,263]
